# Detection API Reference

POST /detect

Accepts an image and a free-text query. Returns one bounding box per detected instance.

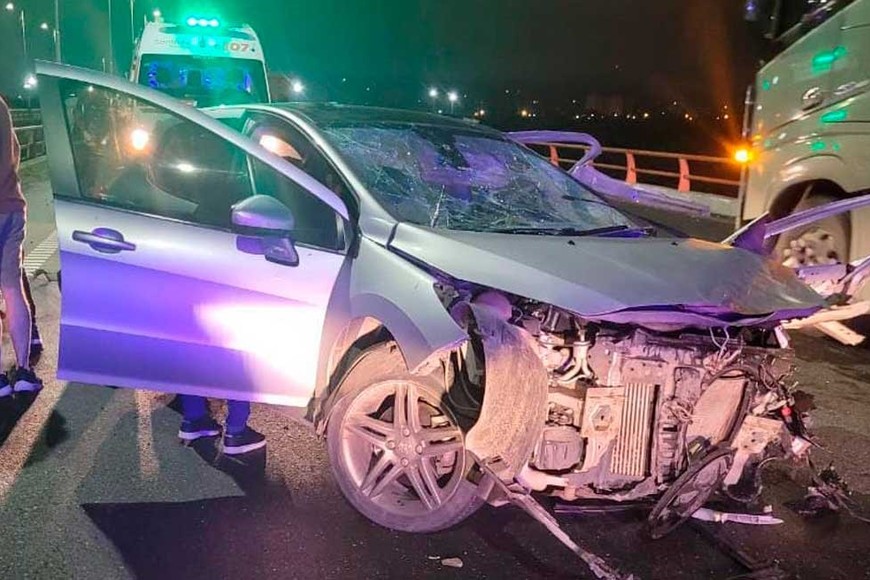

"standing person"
[0,96,41,398]
[178,395,266,455]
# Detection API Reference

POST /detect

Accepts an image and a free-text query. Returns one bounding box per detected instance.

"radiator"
[612,383,657,477]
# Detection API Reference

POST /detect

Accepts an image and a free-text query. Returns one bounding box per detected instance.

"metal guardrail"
[11,109,45,162]
[529,141,741,198]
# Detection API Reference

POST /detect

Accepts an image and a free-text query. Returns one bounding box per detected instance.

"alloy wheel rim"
[340,380,466,516]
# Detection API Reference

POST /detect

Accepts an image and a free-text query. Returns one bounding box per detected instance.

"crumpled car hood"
[388,224,824,327]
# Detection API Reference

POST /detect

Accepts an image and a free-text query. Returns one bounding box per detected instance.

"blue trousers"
[181,395,250,435]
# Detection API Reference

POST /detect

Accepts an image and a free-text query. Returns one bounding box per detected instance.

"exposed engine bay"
[443,288,815,532]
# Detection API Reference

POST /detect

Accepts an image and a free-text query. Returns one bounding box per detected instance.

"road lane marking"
[23,232,58,276]
[136,390,160,480]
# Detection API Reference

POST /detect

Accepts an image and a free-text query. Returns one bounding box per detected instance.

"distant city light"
[40,22,49,30]
[520,109,530,118]
[428,87,438,98]
[447,91,458,103]
[723,113,730,120]
[153,9,162,18]
[5,3,14,11]
[643,112,650,119]
[478,109,485,116]
[292,80,304,94]
[23,75,36,89]
[209,18,219,27]
[186,17,197,26]
[177,162,196,173]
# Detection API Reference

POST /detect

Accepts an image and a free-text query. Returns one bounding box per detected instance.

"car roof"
[217,102,500,134]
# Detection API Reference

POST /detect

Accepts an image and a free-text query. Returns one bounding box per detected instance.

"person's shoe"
[12,368,42,393]
[0,374,11,398]
[178,417,222,442]
[222,427,266,455]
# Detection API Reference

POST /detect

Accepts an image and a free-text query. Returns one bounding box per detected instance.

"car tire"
[774,194,850,267]
[326,342,484,533]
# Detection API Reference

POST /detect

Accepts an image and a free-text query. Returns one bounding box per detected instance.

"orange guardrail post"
[678,157,690,192]
[625,152,637,184]
[549,145,560,167]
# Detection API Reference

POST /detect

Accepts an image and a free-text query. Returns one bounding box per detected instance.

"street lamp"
[427,87,438,112]
[4,3,27,62]
[447,90,458,114]
[291,80,304,96]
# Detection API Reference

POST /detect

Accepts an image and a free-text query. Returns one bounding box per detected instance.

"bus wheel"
[775,195,850,267]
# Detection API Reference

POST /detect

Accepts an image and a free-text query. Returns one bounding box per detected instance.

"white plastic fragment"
[441,557,464,568]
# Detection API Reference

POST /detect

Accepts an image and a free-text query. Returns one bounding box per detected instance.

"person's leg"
[21,272,42,365]
[0,212,39,392]
[223,400,265,455]
[225,400,251,435]
[178,394,221,441]
[180,394,209,422]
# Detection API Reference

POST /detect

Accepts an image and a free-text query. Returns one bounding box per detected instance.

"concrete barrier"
[11,109,45,162]
[14,125,46,162]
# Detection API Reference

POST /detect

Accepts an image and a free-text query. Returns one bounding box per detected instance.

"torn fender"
[349,237,467,373]
[454,303,549,482]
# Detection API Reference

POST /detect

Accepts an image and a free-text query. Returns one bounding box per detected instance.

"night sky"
[1,0,763,148]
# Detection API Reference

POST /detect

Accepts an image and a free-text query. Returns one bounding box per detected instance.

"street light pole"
[19,8,27,63]
[129,0,134,43]
[54,0,61,62]
[107,0,114,73]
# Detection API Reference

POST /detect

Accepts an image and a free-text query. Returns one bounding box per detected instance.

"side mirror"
[232,196,299,267]
[231,195,295,234]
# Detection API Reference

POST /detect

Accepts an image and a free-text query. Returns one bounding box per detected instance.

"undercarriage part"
[647,446,735,539]
[530,426,585,471]
[475,457,636,580]
[724,415,784,487]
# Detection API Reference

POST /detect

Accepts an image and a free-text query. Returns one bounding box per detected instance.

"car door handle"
[72,228,137,254]
[801,86,825,110]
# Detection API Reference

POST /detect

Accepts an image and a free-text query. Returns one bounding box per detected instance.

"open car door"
[37,62,350,407]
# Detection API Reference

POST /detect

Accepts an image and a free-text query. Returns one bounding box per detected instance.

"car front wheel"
[326,343,484,533]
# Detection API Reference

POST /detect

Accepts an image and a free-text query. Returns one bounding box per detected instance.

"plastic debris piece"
[692,507,783,525]
[441,557,464,568]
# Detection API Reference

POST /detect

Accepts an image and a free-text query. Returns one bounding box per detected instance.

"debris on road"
[691,507,783,526]
[441,557,464,569]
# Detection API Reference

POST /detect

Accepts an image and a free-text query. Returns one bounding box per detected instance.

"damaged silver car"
[38,63,824,551]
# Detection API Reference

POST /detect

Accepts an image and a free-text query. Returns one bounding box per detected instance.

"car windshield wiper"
[488,224,654,238]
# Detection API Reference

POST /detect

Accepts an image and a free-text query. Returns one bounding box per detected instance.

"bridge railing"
[526,141,741,199]
[11,109,46,162]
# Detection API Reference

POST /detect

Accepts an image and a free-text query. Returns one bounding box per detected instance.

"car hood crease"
[387,224,824,325]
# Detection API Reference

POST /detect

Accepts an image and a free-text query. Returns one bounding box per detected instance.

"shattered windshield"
[319,122,632,232]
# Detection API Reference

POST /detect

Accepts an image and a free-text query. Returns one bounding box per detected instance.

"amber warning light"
[733,147,752,164]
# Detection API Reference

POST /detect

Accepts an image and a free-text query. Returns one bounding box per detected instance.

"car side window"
[61,80,252,229]
[247,117,347,251]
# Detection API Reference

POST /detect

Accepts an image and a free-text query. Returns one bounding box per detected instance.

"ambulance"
[129,15,270,107]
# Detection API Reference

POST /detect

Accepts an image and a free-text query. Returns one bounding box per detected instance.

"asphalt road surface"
[1,161,869,579]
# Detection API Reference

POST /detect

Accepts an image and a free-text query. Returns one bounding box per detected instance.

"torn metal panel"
[455,303,549,481]
[389,223,824,327]
[765,190,870,237]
